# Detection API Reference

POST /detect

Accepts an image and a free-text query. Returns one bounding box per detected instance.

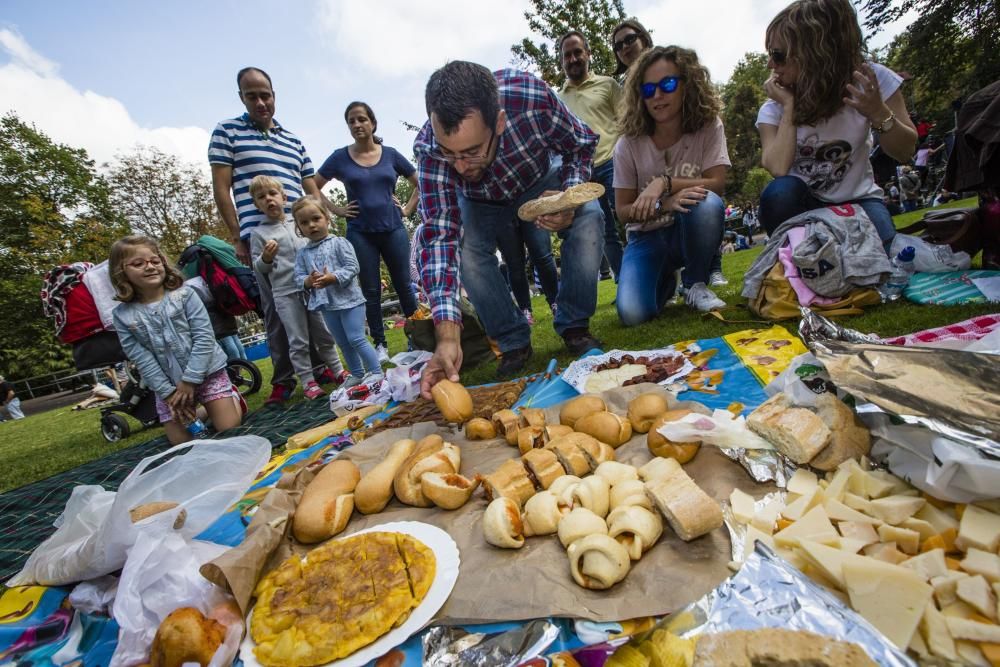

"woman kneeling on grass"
[614,45,730,325]
[756,0,916,245]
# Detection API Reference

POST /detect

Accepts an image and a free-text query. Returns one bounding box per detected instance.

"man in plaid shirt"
[414,61,605,396]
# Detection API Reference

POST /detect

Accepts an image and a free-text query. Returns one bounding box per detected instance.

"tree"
[720,53,769,202]
[511,0,629,86]
[0,113,127,379]
[741,167,773,206]
[106,147,227,258]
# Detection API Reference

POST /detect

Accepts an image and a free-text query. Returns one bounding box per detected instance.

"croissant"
[637,456,681,482]
[483,497,525,549]
[522,490,570,537]
[594,461,638,486]
[607,505,663,560]
[567,533,631,589]
[548,475,582,503]
[557,507,608,548]
[609,479,653,511]
[569,475,610,518]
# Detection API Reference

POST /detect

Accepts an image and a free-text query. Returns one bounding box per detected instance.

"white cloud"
[0,28,210,171]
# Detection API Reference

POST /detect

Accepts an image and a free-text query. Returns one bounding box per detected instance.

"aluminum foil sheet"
[722,492,786,563]
[719,447,796,485]
[798,308,884,346]
[422,620,560,666]
[625,543,915,667]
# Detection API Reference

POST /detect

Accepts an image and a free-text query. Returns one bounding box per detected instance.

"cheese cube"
[957,575,998,620]
[780,489,820,521]
[773,506,839,548]
[878,524,921,555]
[824,497,880,525]
[838,520,880,547]
[901,549,949,581]
[958,505,1000,553]
[823,466,851,503]
[933,572,971,608]
[864,541,909,565]
[920,601,959,661]
[742,524,775,561]
[916,503,959,535]
[963,549,1000,583]
[729,488,756,525]
[751,500,784,534]
[867,495,926,525]
[787,468,819,496]
[901,517,937,542]
[843,558,933,649]
[946,616,1000,643]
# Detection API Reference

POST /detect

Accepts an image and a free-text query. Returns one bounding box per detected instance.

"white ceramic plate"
[239,521,460,667]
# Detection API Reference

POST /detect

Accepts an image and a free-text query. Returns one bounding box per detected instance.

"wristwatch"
[873,110,896,133]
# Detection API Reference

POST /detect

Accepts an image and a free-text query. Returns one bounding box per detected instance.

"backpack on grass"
[749,259,882,320]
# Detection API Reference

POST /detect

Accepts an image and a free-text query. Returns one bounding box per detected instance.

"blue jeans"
[321,304,382,377]
[759,176,896,244]
[617,191,725,326]
[346,225,418,348]
[495,216,557,309]
[1,397,24,420]
[592,159,624,281]
[217,334,247,360]
[458,163,604,351]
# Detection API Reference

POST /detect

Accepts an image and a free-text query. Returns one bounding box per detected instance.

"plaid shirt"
[413,69,598,325]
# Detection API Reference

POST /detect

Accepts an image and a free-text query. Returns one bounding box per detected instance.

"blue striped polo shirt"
[208,113,315,239]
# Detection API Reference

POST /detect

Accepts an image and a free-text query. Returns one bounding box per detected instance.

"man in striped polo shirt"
[209,67,337,403]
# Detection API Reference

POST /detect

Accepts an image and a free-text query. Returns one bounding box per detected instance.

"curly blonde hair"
[766,0,864,126]
[618,45,721,138]
[109,235,185,302]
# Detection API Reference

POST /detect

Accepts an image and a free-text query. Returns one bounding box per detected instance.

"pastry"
[479,459,535,507]
[557,507,608,548]
[549,475,583,503]
[521,448,564,490]
[293,459,360,544]
[465,417,497,441]
[609,479,653,511]
[421,472,480,510]
[569,475,610,518]
[150,607,226,667]
[558,394,607,428]
[627,392,670,433]
[567,533,631,590]
[522,490,570,537]
[355,438,416,514]
[431,379,474,423]
[638,456,681,482]
[492,409,520,446]
[483,497,525,548]
[746,393,831,464]
[645,468,723,542]
[593,461,639,487]
[607,505,663,560]
[647,409,701,463]
[574,411,633,448]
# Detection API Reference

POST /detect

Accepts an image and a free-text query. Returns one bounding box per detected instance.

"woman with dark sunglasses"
[756,0,917,245]
[613,45,730,324]
[314,101,420,362]
[610,18,652,80]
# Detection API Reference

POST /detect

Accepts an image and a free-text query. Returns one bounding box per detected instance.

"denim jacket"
[112,286,228,400]
[294,236,366,311]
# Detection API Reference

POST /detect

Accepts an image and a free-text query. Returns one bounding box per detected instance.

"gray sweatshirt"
[250,218,305,297]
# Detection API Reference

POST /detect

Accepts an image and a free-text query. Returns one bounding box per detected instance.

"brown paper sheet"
[205,384,773,624]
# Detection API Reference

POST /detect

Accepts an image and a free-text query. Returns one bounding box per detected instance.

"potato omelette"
[251,531,436,666]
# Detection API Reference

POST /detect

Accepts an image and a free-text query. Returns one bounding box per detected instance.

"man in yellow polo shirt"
[558,30,624,283]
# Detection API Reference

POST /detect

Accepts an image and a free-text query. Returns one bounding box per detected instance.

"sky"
[0,0,916,176]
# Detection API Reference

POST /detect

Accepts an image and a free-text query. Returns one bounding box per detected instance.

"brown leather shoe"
[562,328,603,356]
[496,345,533,378]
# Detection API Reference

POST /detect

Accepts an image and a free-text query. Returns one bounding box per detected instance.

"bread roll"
[465,417,497,441]
[483,497,524,548]
[150,607,226,667]
[627,393,670,433]
[431,379,474,423]
[544,424,574,441]
[607,505,663,560]
[548,439,591,476]
[522,490,570,537]
[646,409,701,464]
[393,435,447,507]
[645,468,722,542]
[557,507,608,548]
[492,409,520,446]
[574,411,632,448]
[355,438,416,514]
[518,407,546,429]
[559,394,607,427]
[593,461,638,486]
[592,441,616,467]
[480,459,535,507]
[568,432,609,469]
[638,456,681,482]
[130,502,186,529]
[569,475,611,518]
[609,479,653,511]
[293,459,360,543]
[521,448,563,490]
[746,393,831,464]
[809,393,871,471]
[517,426,547,454]
[421,472,481,510]
[567,533,631,590]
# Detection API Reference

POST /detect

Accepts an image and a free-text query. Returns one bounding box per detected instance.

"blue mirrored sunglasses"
[641,76,683,99]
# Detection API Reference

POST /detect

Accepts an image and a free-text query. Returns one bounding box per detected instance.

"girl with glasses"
[609,18,652,81]
[613,45,730,324]
[756,0,917,243]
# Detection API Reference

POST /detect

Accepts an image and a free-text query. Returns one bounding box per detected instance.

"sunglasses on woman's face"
[613,33,640,53]
[768,49,787,65]
[641,76,683,99]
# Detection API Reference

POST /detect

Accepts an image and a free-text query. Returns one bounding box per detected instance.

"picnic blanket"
[0,326,803,666]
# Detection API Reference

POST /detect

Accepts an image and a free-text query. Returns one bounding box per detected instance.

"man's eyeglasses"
[613,33,641,53]
[430,128,497,166]
[126,257,163,270]
[641,76,684,99]
[768,49,787,65]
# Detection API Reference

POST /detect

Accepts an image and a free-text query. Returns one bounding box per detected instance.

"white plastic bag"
[657,409,774,450]
[764,352,836,407]
[111,522,242,667]
[890,233,971,273]
[8,435,271,586]
[328,377,392,413]
[385,350,433,402]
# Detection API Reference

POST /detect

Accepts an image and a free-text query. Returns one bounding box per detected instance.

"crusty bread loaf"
[644,468,722,541]
[392,435,454,507]
[521,448,563,490]
[355,438,416,514]
[480,459,535,507]
[809,393,872,471]
[293,459,360,543]
[692,628,877,666]
[747,394,831,464]
[547,439,592,476]
[421,472,480,510]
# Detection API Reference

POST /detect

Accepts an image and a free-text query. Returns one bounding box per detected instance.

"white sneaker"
[362,371,385,385]
[685,282,726,312]
[709,271,729,286]
[375,344,390,363]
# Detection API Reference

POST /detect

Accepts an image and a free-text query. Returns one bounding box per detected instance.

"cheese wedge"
[780,489,820,521]
[933,572,971,608]
[878,524,921,555]
[921,601,959,661]
[863,470,904,498]
[776,546,808,570]
[797,539,869,590]
[947,617,1000,643]
[867,495,926,525]
[743,524,775,561]
[902,549,949,581]
[958,506,1000,553]
[838,520,880,547]
[864,541,909,565]
[963,549,1000,583]
[787,468,819,496]
[825,497,880,525]
[843,492,876,515]
[837,538,869,554]
[845,461,870,498]
[958,575,998,620]
[751,500,784,534]
[824,465,851,503]
[956,641,992,667]
[729,488,756,525]
[773,506,839,548]
[917,503,960,534]
[843,558,933,649]
[909,627,930,658]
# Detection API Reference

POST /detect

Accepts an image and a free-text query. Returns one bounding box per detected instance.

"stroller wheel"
[227,358,262,396]
[101,413,131,443]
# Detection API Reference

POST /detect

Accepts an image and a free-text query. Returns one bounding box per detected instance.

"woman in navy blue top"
[315,101,420,360]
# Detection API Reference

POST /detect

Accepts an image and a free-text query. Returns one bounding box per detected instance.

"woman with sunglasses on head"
[756,0,917,245]
[610,18,652,82]
[613,45,730,324]
[315,101,420,362]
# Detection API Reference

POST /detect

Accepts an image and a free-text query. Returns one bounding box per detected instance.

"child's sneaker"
[343,374,364,388]
[335,369,351,385]
[362,371,385,385]
[303,382,325,400]
[265,383,293,405]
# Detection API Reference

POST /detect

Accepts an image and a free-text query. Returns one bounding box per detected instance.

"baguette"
[480,459,535,507]
[392,435,449,507]
[645,467,722,541]
[809,393,871,471]
[521,448,564,490]
[293,459,360,543]
[355,438,416,514]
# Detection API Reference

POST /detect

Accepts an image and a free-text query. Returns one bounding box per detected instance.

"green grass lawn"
[0,197,993,493]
